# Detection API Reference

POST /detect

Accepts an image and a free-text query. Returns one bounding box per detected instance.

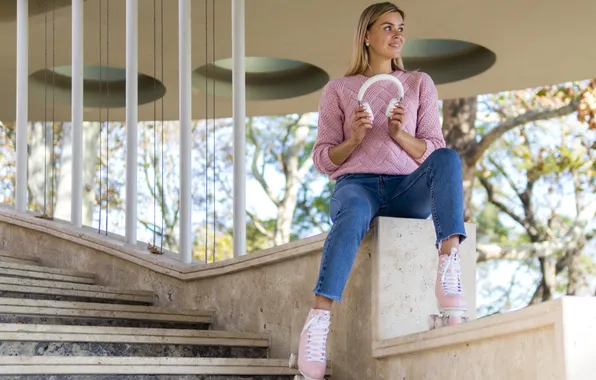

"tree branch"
[247,118,280,206]
[246,210,274,239]
[473,99,580,162]
[477,201,596,262]
[477,173,527,228]
[297,201,326,233]
[297,156,314,178]
[487,156,522,197]
[477,238,582,262]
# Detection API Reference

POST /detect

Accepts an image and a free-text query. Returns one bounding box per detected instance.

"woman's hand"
[349,105,373,145]
[388,104,405,142]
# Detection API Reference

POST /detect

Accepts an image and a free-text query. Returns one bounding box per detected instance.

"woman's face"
[365,11,405,60]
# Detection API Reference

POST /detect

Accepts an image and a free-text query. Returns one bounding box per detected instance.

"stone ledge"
[0,323,271,347]
[374,296,596,380]
[373,297,558,358]
[0,357,327,376]
[0,207,326,281]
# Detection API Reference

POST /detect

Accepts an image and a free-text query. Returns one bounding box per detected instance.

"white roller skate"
[290,308,330,380]
[429,247,469,329]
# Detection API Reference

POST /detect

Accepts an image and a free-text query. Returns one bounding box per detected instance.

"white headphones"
[357,74,405,121]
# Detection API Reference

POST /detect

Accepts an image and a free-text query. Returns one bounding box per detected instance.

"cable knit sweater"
[312,70,445,180]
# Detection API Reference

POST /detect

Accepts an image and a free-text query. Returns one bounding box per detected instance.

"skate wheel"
[448,316,463,326]
[428,314,441,329]
[428,314,469,329]
[289,352,298,368]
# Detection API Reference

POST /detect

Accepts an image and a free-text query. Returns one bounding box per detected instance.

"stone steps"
[0,254,332,379]
[0,298,212,329]
[0,323,270,359]
[0,250,40,266]
[0,276,154,305]
[0,261,95,284]
[0,357,304,379]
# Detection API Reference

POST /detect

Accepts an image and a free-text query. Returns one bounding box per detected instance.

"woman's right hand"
[349,105,373,145]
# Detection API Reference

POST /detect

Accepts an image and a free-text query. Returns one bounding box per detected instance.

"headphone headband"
[357,74,404,103]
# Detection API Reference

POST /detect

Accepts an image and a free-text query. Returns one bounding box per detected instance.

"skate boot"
[429,247,468,328]
[295,308,330,380]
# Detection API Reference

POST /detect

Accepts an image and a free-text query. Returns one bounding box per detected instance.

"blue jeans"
[313,148,467,301]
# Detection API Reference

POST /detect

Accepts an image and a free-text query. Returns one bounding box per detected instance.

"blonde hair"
[344,2,406,77]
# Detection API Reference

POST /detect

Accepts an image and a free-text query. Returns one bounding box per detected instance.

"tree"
[460,85,596,315]
[246,114,322,246]
[442,79,595,221]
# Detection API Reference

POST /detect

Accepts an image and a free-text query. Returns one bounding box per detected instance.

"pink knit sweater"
[312,70,445,180]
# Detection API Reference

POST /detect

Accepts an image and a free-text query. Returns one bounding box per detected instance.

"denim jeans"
[313,148,467,301]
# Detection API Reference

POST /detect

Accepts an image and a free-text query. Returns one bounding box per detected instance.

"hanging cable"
[51,0,56,218]
[211,0,216,263]
[37,0,53,220]
[160,0,165,254]
[105,0,110,235]
[204,0,209,264]
[43,0,48,217]
[98,0,103,233]
[153,0,157,249]
[148,0,162,255]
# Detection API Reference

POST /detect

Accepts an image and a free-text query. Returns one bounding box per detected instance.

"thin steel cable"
[43,0,47,216]
[98,0,103,233]
[106,0,110,235]
[51,0,56,217]
[204,0,209,263]
[160,0,165,253]
[153,0,157,247]
[212,0,216,263]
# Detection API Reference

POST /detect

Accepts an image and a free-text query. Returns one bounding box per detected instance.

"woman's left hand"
[388,104,405,142]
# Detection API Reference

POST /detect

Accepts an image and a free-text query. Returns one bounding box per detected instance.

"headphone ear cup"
[362,102,374,122]
[386,98,399,118]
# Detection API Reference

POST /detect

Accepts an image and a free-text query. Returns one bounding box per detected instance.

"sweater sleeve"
[414,72,446,164]
[312,81,345,175]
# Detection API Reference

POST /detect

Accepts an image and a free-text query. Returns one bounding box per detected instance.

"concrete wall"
[0,209,374,379]
[2,209,593,380]
[0,209,478,379]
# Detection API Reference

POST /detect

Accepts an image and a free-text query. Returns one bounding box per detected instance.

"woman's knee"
[428,148,461,165]
[428,148,463,176]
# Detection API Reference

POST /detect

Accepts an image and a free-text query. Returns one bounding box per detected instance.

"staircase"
[0,250,327,379]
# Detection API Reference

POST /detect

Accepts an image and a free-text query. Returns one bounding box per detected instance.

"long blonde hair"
[344,2,406,77]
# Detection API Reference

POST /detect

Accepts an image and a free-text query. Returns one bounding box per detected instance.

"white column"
[71,0,84,227]
[179,0,192,263]
[15,0,28,213]
[125,0,138,244]
[232,0,246,257]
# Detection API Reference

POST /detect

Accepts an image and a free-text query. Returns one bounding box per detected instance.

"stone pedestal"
[371,217,477,342]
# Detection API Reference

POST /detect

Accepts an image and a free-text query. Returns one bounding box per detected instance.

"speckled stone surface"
[0,292,151,305]
[0,342,268,359]
[2,376,298,380]
[0,315,210,330]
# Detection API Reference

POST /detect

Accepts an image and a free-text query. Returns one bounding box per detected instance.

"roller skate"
[428,247,469,329]
[291,308,330,380]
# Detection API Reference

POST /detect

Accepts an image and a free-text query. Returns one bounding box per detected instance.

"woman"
[297,2,468,379]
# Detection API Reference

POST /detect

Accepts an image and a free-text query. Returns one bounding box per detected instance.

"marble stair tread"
[0,323,270,347]
[0,261,95,284]
[0,276,154,305]
[0,251,40,266]
[0,298,212,328]
[0,356,323,377]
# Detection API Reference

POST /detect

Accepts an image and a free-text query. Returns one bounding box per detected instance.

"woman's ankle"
[312,295,333,311]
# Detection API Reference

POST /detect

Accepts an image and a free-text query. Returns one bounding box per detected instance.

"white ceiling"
[0,0,594,122]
